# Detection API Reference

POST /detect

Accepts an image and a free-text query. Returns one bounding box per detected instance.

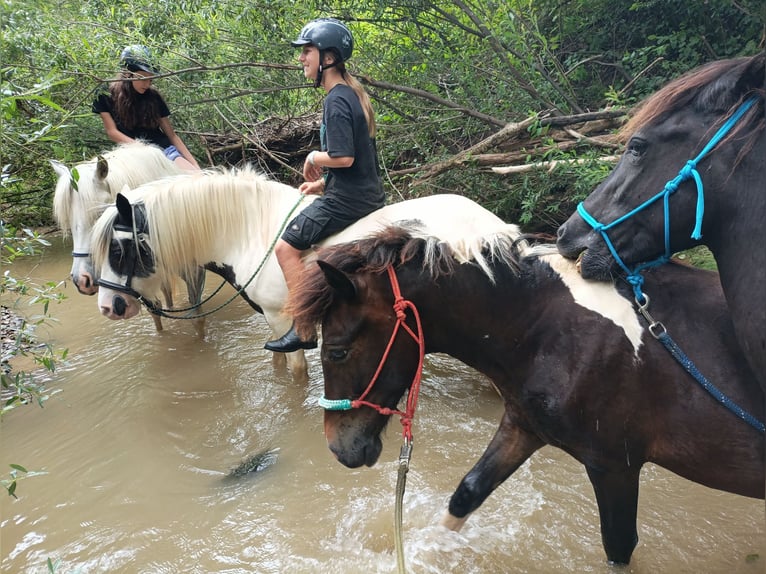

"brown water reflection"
[1,237,763,573]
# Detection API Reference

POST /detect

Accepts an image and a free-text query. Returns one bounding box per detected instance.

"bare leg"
[264,240,317,353]
[173,156,200,171]
[274,239,303,294]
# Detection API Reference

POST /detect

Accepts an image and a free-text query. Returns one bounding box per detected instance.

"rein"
[99,194,306,320]
[635,294,764,434]
[318,265,425,574]
[576,95,759,302]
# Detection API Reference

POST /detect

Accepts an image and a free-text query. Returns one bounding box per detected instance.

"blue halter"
[576,95,759,302]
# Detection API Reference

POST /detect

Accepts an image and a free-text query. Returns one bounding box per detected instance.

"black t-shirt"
[319,84,384,219]
[92,88,173,149]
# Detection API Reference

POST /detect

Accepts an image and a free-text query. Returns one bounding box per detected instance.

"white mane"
[52,142,183,234]
[92,165,306,284]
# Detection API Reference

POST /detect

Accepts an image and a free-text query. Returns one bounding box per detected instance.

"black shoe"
[264,325,318,353]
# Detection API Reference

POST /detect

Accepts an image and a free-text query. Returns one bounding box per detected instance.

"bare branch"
[359,75,506,128]
[492,155,619,175]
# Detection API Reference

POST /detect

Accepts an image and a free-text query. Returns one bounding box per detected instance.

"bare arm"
[98,113,134,145]
[302,150,353,184]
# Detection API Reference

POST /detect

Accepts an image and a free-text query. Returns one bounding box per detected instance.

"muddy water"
[1,238,763,574]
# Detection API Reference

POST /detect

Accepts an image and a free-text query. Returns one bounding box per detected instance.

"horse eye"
[327,349,349,362]
[626,137,647,157]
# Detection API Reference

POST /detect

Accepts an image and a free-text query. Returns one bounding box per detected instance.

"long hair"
[344,71,376,138]
[109,72,165,131]
[333,57,376,138]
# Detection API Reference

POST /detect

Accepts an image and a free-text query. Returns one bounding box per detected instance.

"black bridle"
[96,222,163,315]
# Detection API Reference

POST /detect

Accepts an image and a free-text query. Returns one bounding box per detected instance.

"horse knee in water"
[586,466,641,565]
[447,412,544,529]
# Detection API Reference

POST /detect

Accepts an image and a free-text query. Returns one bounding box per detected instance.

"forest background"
[2,0,765,234]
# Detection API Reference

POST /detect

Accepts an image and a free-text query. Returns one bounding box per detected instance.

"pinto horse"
[51,141,205,334]
[89,166,509,384]
[290,225,764,565]
[556,53,766,392]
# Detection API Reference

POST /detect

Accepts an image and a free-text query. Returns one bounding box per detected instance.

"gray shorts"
[281,200,358,251]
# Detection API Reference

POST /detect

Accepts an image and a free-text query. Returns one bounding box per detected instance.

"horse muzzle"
[324,412,383,468]
[556,217,589,260]
[72,271,99,295]
[98,291,140,320]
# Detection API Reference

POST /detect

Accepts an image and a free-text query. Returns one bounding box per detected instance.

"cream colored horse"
[91,166,512,384]
[52,142,204,334]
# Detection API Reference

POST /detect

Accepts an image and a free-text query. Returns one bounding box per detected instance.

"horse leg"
[183,266,207,339]
[443,409,543,531]
[584,464,641,565]
[152,281,177,332]
[285,350,309,386]
[263,312,308,383]
[151,283,173,332]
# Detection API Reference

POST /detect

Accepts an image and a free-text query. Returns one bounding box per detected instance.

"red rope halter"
[348,266,426,442]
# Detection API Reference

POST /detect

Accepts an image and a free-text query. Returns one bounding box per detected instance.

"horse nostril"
[112,296,127,317]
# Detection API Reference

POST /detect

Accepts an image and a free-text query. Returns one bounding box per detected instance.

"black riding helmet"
[120,45,159,74]
[291,18,353,87]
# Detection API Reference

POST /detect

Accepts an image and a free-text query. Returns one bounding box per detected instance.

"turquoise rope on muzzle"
[318,397,353,411]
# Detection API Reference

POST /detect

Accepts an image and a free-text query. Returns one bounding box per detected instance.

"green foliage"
[1,223,66,497]
[1,0,763,231]
[674,246,718,272]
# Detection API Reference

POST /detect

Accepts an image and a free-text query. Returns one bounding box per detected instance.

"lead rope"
[636,294,764,434]
[387,266,422,574]
[395,439,412,574]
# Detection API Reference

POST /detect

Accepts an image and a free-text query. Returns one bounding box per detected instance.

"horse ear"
[96,155,109,182]
[49,159,70,179]
[317,260,356,301]
[736,52,765,93]
[115,193,134,227]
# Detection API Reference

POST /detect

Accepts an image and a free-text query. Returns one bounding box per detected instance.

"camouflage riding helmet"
[291,18,353,63]
[119,44,159,74]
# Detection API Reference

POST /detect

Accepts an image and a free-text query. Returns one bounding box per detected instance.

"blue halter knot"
[576,95,759,301]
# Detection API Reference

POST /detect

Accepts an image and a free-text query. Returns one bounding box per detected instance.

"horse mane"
[290,224,525,337]
[52,142,183,234]
[91,165,299,283]
[620,54,765,149]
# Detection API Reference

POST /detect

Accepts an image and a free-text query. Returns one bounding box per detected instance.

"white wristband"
[308,150,318,166]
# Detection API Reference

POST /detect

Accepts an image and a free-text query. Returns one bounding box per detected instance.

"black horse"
[556,53,765,394]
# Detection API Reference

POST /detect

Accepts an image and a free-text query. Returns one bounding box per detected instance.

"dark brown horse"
[556,53,765,394]
[291,225,764,565]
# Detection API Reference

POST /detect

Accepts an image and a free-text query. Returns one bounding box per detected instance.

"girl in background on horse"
[264,18,385,353]
[92,44,200,171]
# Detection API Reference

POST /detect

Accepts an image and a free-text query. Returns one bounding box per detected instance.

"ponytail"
[343,71,376,138]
